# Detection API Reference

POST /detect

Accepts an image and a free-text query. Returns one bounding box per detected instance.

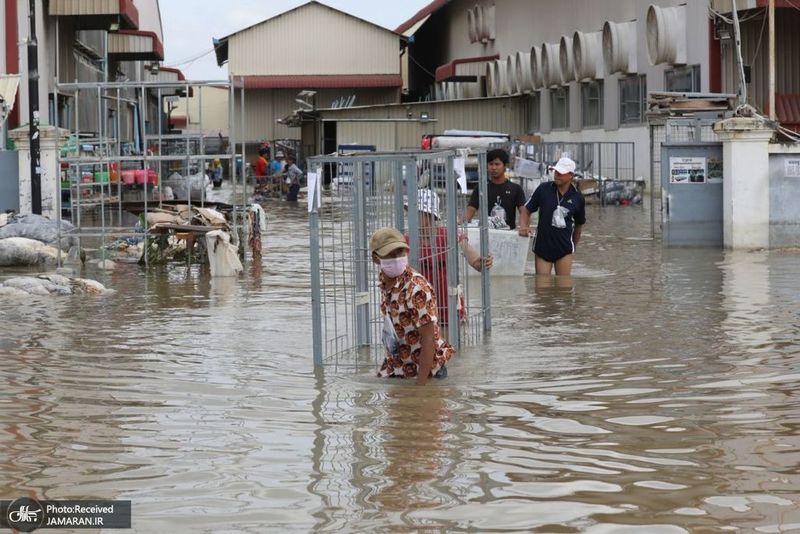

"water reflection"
[2,202,800,532]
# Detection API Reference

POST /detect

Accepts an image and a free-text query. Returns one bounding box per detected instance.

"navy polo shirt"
[525,182,586,262]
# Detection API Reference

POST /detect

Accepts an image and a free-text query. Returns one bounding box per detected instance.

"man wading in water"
[519,156,586,276]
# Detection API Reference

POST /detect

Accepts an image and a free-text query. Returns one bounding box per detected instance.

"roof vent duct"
[602,20,638,75]
[529,45,544,89]
[646,4,687,65]
[485,62,497,96]
[506,55,519,94]
[515,51,533,93]
[467,8,479,43]
[541,42,562,88]
[559,35,576,84]
[573,30,604,81]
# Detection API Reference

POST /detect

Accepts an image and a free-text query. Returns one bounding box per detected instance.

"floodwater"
[2,191,800,533]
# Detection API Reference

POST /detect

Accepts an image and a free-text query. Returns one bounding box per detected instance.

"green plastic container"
[94,171,109,184]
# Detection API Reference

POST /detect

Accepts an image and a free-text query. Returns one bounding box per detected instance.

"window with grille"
[551,87,569,129]
[527,93,540,133]
[619,74,647,125]
[665,65,701,93]
[581,81,603,127]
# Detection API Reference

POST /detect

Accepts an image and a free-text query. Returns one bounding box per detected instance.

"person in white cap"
[370,227,454,385]
[404,189,493,326]
[518,156,586,276]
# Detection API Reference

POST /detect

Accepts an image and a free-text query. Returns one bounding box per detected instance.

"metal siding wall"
[322,97,527,149]
[721,9,800,112]
[316,88,398,108]
[133,0,163,42]
[234,89,303,141]
[336,122,396,152]
[49,0,116,15]
[229,3,398,76]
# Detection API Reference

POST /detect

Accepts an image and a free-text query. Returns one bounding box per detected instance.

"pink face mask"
[380,256,408,278]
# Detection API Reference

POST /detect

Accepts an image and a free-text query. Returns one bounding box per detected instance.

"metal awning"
[108,30,164,61]
[48,0,139,30]
[144,68,192,97]
[435,55,499,82]
[0,75,20,125]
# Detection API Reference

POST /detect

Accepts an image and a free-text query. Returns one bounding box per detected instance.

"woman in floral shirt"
[370,227,455,385]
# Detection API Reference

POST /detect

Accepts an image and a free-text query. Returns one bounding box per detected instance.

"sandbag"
[205,230,243,277]
[0,237,60,266]
[0,214,77,250]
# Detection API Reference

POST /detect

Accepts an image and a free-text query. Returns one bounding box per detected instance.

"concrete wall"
[769,145,800,247]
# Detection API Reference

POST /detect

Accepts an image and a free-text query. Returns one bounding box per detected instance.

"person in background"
[254,148,269,184]
[406,188,492,326]
[518,156,586,276]
[371,227,454,385]
[284,154,302,201]
[211,159,223,188]
[270,151,284,176]
[463,148,527,230]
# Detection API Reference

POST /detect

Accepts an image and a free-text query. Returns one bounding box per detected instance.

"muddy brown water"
[2,193,799,532]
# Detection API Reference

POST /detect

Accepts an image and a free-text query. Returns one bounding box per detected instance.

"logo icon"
[7,498,44,532]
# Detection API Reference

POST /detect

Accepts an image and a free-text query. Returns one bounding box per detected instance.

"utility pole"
[768,0,776,120]
[27,0,42,214]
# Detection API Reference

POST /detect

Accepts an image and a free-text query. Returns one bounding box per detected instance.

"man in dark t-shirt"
[464,149,527,230]
[519,157,586,276]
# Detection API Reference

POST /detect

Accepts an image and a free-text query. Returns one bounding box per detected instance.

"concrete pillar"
[713,117,774,250]
[9,125,69,219]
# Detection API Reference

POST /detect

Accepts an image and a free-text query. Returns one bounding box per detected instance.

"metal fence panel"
[308,150,492,368]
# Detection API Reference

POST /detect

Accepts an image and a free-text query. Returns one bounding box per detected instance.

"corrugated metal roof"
[395,0,448,34]
[242,74,402,89]
[0,75,21,123]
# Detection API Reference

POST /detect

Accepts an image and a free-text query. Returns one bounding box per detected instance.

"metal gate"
[0,150,19,212]
[308,150,492,368]
[661,142,723,246]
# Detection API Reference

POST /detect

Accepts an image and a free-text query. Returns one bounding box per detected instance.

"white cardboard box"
[466,227,530,277]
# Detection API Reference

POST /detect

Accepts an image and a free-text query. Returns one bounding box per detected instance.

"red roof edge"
[395,0,448,34]
[160,67,185,81]
[118,0,139,29]
[242,74,402,89]
[114,29,164,61]
[435,54,500,82]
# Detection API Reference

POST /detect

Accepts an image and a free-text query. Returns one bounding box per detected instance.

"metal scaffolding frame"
[53,78,247,265]
[308,150,493,369]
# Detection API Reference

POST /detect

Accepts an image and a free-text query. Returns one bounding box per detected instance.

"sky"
[160,0,432,80]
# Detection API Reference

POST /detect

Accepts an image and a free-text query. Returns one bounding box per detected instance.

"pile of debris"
[578,177,646,205]
[0,274,114,297]
[141,204,243,276]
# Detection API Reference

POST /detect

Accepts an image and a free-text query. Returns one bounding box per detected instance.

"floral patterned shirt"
[378,266,455,378]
